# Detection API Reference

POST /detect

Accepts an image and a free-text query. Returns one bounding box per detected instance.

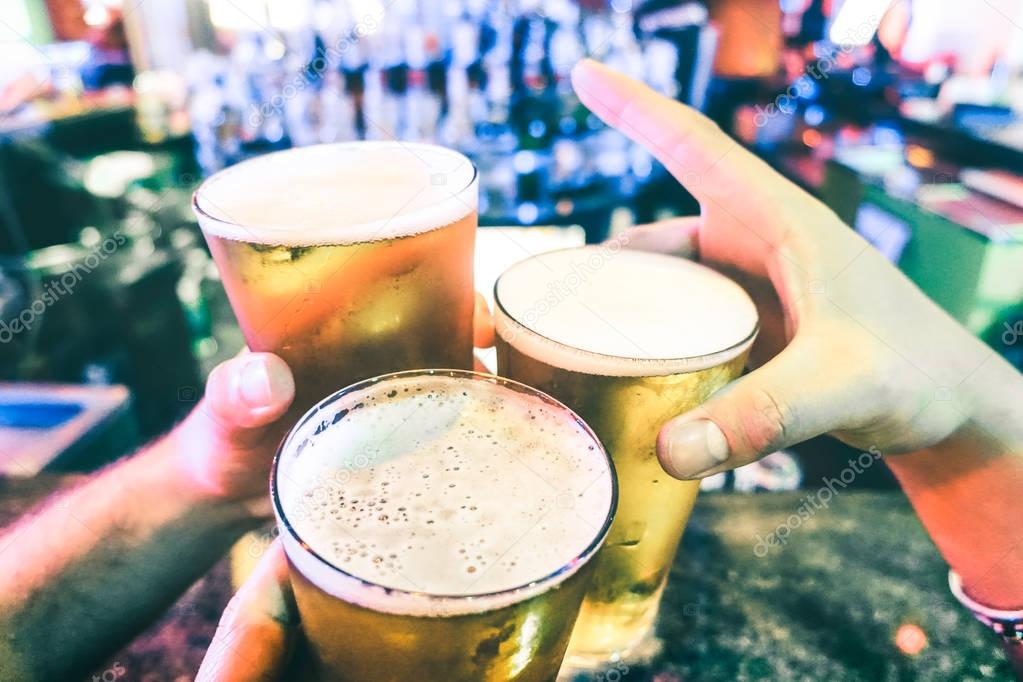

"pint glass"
[193,142,478,414]
[272,369,617,681]
[494,246,758,667]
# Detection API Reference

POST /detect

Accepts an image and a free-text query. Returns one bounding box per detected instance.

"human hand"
[196,541,302,682]
[171,352,297,509]
[170,293,495,512]
[571,59,995,479]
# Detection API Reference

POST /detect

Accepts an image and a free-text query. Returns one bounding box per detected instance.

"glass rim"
[493,246,760,375]
[271,368,618,610]
[191,140,479,234]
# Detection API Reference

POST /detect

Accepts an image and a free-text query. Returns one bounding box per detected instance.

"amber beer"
[272,369,617,681]
[494,246,759,667]
[193,142,478,415]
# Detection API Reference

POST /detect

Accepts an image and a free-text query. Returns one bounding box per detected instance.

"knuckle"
[742,387,793,455]
[853,345,913,416]
[870,359,904,406]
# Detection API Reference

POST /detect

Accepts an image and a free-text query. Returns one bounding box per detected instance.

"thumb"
[197,541,297,682]
[202,352,295,435]
[657,338,843,479]
[177,352,295,500]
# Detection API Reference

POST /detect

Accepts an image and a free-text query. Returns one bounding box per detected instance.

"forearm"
[886,355,1023,610]
[0,438,261,681]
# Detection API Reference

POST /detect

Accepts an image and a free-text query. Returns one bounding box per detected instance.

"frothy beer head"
[495,247,759,376]
[193,142,477,245]
[273,370,615,616]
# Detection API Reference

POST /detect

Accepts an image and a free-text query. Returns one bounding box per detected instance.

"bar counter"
[1,477,1009,680]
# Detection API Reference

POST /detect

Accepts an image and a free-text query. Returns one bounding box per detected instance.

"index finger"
[570,59,775,205]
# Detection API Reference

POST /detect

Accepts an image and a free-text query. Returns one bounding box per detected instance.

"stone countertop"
[0,478,1011,681]
[637,490,1010,681]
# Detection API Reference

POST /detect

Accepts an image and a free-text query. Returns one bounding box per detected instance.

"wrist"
[889,372,1020,467]
[885,396,1023,610]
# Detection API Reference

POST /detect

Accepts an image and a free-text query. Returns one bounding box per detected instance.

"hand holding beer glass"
[495,247,758,665]
[272,370,615,680]
[193,59,1023,679]
[193,142,479,416]
[194,137,620,677]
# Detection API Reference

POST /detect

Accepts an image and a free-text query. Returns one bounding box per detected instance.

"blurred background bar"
[0,0,1022,487]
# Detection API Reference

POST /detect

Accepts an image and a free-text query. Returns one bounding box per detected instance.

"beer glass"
[272,369,617,681]
[193,141,478,415]
[494,246,758,667]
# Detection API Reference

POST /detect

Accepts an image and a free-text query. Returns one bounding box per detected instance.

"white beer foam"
[274,372,614,617]
[495,247,759,376]
[193,142,477,246]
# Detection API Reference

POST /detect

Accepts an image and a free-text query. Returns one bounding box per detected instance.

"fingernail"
[238,357,288,407]
[662,419,730,478]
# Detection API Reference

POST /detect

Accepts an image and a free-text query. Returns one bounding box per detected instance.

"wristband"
[949,570,1023,643]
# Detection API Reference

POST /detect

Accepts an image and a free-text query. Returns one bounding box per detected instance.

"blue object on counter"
[0,401,84,429]
[0,383,138,475]
[951,103,1016,131]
